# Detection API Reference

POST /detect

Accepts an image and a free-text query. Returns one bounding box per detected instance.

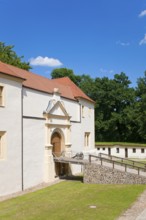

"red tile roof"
[0,61,94,103]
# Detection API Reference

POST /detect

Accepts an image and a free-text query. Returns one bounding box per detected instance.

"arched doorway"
[51,132,61,157]
[51,132,69,177]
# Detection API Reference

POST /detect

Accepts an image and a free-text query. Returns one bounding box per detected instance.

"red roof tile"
[0,61,94,103]
[52,77,94,102]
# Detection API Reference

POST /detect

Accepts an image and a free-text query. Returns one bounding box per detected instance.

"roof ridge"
[0,61,94,103]
[52,77,94,103]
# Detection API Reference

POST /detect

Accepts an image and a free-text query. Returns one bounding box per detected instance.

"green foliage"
[0,42,31,70]
[77,74,95,98]
[0,181,145,220]
[94,73,136,142]
[51,68,80,85]
[135,72,146,141]
[95,142,146,147]
[51,68,146,143]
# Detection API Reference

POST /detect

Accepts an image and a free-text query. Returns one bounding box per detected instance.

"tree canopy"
[135,72,146,141]
[0,42,31,70]
[51,68,81,86]
[51,68,146,143]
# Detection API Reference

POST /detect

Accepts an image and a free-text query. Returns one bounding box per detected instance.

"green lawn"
[95,142,146,147]
[0,181,146,220]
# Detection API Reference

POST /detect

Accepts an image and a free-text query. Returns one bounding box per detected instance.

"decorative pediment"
[45,100,69,117]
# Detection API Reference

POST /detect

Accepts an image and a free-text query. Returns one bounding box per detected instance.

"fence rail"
[98,153,146,168]
[89,154,146,175]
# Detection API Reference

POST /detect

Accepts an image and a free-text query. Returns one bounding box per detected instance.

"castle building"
[0,62,95,197]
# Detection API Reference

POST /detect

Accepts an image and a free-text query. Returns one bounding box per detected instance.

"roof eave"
[0,71,26,81]
[75,96,95,104]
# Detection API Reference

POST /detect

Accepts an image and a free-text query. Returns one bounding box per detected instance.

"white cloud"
[29,56,63,67]
[116,41,130,46]
[99,68,114,74]
[139,10,146,17]
[139,34,146,45]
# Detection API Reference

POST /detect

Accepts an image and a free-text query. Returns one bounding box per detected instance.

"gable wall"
[22,87,95,179]
[23,87,81,121]
[22,87,86,188]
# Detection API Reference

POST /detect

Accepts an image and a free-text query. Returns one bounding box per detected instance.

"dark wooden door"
[51,132,61,157]
[108,148,111,156]
[51,132,69,176]
[125,148,128,158]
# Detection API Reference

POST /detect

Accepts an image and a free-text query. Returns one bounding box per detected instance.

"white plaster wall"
[23,87,95,179]
[0,77,22,196]
[70,115,94,154]
[96,147,109,155]
[96,146,146,159]
[23,88,95,153]
[63,99,80,121]
[125,147,146,159]
[23,88,52,118]
[110,146,124,157]
[0,77,95,195]
[79,99,95,151]
[23,118,45,189]
[23,88,81,122]
[70,99,95,174]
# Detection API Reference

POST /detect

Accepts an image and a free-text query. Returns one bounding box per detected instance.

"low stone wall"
[84,163,146,184]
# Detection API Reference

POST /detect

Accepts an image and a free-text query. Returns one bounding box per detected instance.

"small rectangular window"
[133,148,136,153]
[82,105,85,117]
[97,148,100,150]
[102,148,105,151]
[0,86,4,106]
[141,148,145,153]
[0,131,6,159]
[84,132,90,147]
[88,108,91,117]
[116,148,119,153]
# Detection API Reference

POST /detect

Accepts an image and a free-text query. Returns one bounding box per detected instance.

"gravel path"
[117,190,146,220]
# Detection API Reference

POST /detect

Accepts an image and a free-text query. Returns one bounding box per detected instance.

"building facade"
[96,145,146,159]
[0,62,95,197]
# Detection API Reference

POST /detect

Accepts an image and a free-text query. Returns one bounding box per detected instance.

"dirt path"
[117,190,146,220]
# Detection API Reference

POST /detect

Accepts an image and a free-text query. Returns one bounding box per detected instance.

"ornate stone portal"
[43,89,72,182]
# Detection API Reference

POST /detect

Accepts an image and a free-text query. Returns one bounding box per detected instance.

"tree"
[94,73,136,142]
[135,72,146,142]
[51,68,80,85]
[0,42,31,70]
[77,74,95,99]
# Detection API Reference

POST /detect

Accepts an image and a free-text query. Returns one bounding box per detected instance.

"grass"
[95,142,146,147]
[119,159,146,169]
[0,181,146,220]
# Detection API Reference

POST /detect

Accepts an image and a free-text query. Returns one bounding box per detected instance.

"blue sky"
[1,0,146,87]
